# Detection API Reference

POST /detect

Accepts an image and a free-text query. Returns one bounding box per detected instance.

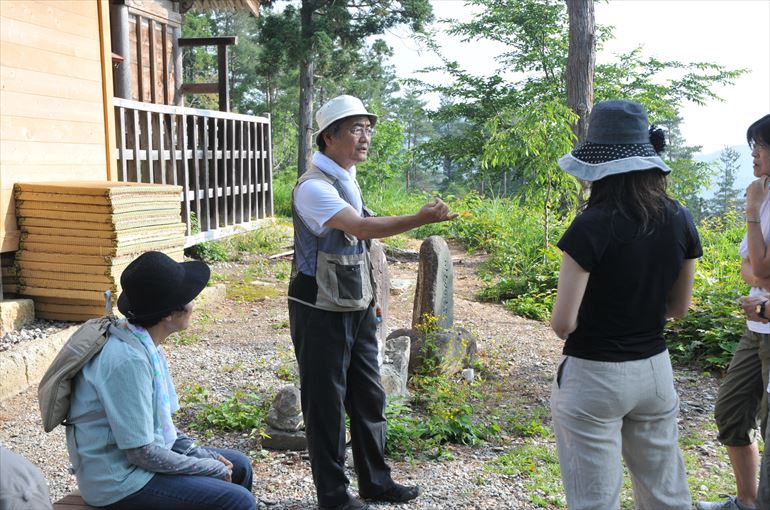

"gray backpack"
[37,315,145,432]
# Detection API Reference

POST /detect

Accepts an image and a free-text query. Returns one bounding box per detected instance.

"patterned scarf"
[126,323,179,448]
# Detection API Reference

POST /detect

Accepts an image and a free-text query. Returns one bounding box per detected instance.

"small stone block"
[0,299,35,334]
[261,427,308,451]
[197,283,227,305]
[389,279,415,295]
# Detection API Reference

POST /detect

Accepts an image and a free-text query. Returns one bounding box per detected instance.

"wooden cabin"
[0,0,271,268]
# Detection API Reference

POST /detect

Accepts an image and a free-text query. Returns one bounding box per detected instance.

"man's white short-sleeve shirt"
[294,152,363,236]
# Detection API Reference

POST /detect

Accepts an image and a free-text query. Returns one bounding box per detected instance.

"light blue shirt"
[65,333,161,506]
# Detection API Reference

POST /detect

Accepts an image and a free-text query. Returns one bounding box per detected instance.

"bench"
[53,491,97,510]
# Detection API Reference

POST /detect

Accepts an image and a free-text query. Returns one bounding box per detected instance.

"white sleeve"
[294,180,352,236]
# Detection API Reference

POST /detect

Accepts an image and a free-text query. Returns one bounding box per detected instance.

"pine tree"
[710,146,742,217]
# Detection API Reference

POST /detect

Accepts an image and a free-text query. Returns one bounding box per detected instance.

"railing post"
[217,43,230,112]
[110,2,131,99]
[265,113,274,216]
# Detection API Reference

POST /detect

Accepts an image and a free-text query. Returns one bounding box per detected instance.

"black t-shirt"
[557,201,702,362]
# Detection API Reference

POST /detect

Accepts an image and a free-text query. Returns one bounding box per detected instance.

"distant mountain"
[694,145,754,198]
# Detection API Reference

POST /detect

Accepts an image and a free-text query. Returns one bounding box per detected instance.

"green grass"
[275,348,298,383]
[487,443,565,508]
[195,311,215,326]
[381,234,412,250]
[187,221,293,263]
[680,422,735,505]
[272,320,289,331]
[181,385,272,435]
[170,330,200,346]
[244,259,292,282]
[505,406,553,439]
[226,280,281,302]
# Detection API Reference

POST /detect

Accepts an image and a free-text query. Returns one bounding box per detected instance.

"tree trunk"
[297,0,315,177]
[566,0,596,204]
[502,170,508,197]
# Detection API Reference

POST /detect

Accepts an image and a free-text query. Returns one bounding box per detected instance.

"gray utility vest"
[288,164,375,312]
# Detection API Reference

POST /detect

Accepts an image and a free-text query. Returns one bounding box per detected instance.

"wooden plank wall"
[0,0,110,252]
[126,0,179,105]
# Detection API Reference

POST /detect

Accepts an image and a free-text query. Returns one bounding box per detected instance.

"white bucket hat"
[558,100,671,182]
[314,95,378,145]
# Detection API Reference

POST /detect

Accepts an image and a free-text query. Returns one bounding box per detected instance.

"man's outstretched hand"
[418,198,459,224]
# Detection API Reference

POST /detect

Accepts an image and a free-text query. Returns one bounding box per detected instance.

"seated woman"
[549,100,701,510]
[66,251,255,510]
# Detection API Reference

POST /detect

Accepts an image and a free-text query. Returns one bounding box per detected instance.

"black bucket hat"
[558,100,671,182]
[117,251,210,321]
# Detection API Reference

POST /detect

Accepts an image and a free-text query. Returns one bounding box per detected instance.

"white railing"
[113,98,273,246]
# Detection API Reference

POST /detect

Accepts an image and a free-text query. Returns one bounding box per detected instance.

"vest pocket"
[334,262,364,300]
[315,251,372,310]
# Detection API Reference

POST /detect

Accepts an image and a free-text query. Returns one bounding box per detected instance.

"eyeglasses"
[349,126,375,138]
[749,140,769,151]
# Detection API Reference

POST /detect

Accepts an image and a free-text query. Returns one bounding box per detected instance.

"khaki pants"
[714,328,770,446]
[550,351,691,510]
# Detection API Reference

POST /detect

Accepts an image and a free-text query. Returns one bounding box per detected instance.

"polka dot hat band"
[558,100,672,182]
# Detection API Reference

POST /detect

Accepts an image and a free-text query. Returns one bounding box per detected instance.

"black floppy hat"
[558,100,672,182]
[117,251,210,321]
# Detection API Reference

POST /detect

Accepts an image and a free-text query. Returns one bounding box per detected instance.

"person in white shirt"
[698,114,770,510]
[288,95,456,510]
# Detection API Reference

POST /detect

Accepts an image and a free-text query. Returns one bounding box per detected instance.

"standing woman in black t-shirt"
[549,100,702,510]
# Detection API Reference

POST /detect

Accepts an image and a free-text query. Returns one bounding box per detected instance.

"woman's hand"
[746,175,770,216]
[740,294,770,323]
[218,455,233,482]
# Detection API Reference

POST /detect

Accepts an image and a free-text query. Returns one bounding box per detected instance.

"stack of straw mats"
[14,181,186,321]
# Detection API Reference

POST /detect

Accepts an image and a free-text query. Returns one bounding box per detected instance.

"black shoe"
[320,496,371,510]
[362,483,420,504]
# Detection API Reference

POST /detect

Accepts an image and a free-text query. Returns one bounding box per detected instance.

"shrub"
[182,385,271,434]
[666,215,749,369]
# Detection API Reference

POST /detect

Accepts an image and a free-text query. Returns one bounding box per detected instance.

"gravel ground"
[0,243,724,509]
[0,319,71,352]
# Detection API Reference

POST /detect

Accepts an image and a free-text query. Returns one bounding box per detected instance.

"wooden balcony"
[113,98,273,247]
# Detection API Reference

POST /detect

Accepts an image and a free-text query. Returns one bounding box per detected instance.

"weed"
[210,272,227,284]
[272,320,289,331]
[195,311,215,326]
[382,235,411,250]
[232,223,291,256]
[677,421,734,504]
[275,348,298,383]
[506,407,552,438]
[186,221,292,263]
[488,443,565,508]
[222,363,243,373]
[272,260,292,281]
[384,398,437,459]
[189,240,231,263]
[187,389,271,434]
[180,384,209,405]
[171,330,200,346]
[227,280,281,302]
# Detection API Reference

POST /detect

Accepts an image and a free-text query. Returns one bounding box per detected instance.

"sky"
[382,0,770,156]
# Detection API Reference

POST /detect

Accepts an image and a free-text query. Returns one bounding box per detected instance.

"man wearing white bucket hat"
[288,95,456,510]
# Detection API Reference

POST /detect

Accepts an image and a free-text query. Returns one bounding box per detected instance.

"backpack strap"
[65,323,153,474]
[108,324,148,355]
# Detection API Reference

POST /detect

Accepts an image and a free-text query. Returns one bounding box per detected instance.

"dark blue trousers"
[289,301,394,507]
[104,447,254,510]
